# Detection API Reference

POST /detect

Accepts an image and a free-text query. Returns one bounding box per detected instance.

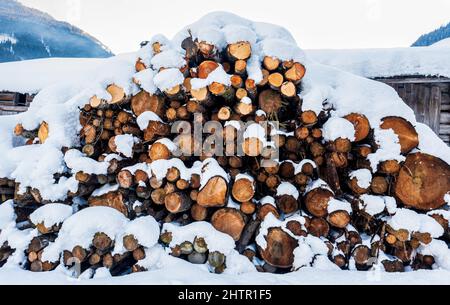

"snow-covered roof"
[0,57,117,94]
[307,44,450,79]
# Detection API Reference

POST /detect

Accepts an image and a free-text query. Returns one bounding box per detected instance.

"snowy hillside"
[0,0,112,63]
[0,12,449,285]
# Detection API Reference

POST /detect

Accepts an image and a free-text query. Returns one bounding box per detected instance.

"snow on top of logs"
[321,117,356,142]
[41,207,161,262]
[29,203,73,228]
[358,194,389,217]
[327,199,352,214]
[113,216,160,254]
[259,196,276,207]
[172,11,301,56]
[235,173,255,183]
[114,134,140,158]
[152,68,185,92]
[133,68,157,94]
[428,209,450,223]
[388,208,444,239]
[163,221,235,254]
[276,182,300,200]
[91,183,119,197]
[199,158,230,189]
[64,149,110,175]
[150,49,186,71]
[305,179,333,194]
[349,169,372,189]
[41,207,129,262]
[190,64,231,90]
[136,111,164,130]
[120,157,228,187]
[153,138,178,152]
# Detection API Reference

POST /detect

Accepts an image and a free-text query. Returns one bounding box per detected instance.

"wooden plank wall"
[376,78,450,146]
[0,92,32,115]
[440,85,450,144]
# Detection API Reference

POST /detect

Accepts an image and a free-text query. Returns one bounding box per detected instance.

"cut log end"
[232,178,255,203]
[228,42,252,60]
[211,208,246,241]
[380,116,419,154]
[305,188,334,218]
[395,152,450,210]
[259,227,298,268]
[344,113,370,142]
[197,176,228,208]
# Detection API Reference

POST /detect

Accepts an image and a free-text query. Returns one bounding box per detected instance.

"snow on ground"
[0,11,450,284]
[307,45,450,78]
[431,38,450,48]
[1,263,450,285]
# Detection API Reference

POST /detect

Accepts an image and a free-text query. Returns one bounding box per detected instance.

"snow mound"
[42,207,129,262]
[29,203,73,228]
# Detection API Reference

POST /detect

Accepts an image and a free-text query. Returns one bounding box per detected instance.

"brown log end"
[131,91,165,117]
[38,121,49,144]
[165,192,192,214]
[198,61,219,79]
[228,42,252,60]
[259,227,298,268]
[197,176,228,208]
[395,152,450,210]
[88,191,128,216]
[380,116,419,154]
[232,178,255,203]
[327,210,351,229]
[258,89,283,116]
[211,208,246,241]
[305,188,334,218]
[107,84,126,104]
[344,113,370,142]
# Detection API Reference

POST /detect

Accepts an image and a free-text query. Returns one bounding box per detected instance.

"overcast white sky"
[19,0,450,54]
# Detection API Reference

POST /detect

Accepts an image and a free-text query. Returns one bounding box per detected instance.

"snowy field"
[0,12,450,285]
[1,265,450,285]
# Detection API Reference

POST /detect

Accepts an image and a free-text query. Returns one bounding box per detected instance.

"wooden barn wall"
[376,78,450,145]
[0,92,32,115]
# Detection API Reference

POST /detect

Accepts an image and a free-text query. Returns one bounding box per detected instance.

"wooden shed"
[376,77,450,145]
[0,91,33,115]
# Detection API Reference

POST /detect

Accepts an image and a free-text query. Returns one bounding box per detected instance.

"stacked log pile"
[1,27,450,277]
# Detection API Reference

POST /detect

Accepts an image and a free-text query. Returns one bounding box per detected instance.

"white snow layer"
[307,46,450,78]
[322,117,356,142]
[349,169,372,189]
[41,207,161,262]
[0,11,449,283]
[136,111,164,130]
[29,203,73,228]
[388,208,444,239]
[114,134,138,158]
